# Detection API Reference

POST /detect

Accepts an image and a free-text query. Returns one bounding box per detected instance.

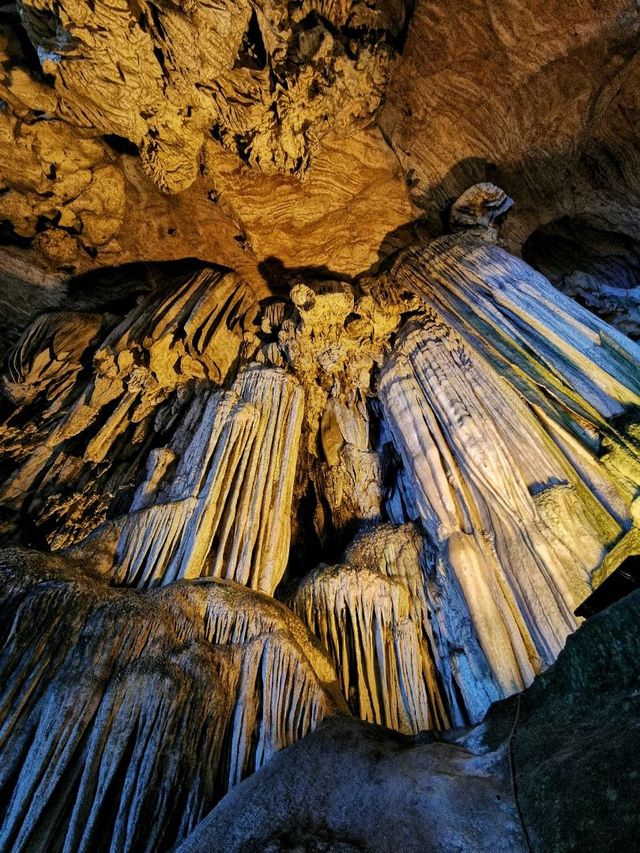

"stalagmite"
[388,230,640,499]
[175,587,640,853]
[290,523,449,733]
[0,547,346,853]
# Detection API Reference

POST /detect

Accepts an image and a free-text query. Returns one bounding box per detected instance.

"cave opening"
[522,216,640,339]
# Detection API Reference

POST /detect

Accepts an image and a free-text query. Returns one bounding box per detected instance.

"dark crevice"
[0,221,33,248]
[235,8,267,71]
[103,134,140,156]
[576,555,640,619]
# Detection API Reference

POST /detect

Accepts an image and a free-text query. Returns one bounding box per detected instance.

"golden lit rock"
[1,3,640,847]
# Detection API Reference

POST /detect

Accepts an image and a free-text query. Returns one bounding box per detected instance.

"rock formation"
[0,547,345,852]
[1,184,639,750]
[290,524,449,733]
[177,585,640,853]
[375,198,640,718]
[2,0,640,845]
[15,0,409,193]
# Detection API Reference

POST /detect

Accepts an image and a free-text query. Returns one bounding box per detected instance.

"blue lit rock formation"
[0,547,346,852]
[0,184,639,851]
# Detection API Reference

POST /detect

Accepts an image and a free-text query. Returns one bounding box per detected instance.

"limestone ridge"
[0,185,639,850]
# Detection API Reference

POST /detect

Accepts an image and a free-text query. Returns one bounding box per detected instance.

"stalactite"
[290,523,450,733]
[0,184,640,804]
[0,266,259,548]
[0,547,345,853]
[1,0,640,835]
[112,366,304,594]
[374,202,640,719]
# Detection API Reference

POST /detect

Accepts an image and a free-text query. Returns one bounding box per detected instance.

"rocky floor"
[179,587,640,853]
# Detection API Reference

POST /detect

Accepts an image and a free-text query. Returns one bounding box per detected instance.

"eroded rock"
[1,185,639,742]
[177,587,640,853]
[16,0,409,192]
[0,546,346,853]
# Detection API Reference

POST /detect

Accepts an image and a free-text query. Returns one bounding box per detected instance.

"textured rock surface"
[178,588,640,853]
[504,589,640,852]
[203,126,413,279]
[2,0,640,846]
[2,195,639,737]
[3,0,640,328]
[290,524,449,733]
[178,715,527,853]
[380,0,640,251]
[0,546,346,853]
[15,0,409,192]
[0,0,414,285]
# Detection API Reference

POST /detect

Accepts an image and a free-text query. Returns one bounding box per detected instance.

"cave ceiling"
[2,0,639,295]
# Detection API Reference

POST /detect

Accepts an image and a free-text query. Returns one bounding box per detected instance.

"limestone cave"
[1,1,640,850]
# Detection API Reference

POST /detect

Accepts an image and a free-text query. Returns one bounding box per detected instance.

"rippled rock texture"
[0,0,413,277]
[2,0,640,311]
[17,0,409,192]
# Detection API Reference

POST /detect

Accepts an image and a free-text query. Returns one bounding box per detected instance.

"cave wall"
[2,0,640,307]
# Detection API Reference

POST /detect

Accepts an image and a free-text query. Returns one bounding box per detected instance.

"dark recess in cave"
[576,555,640,619]
[523,217,640,338]
[103,134,140,156]
[235,9,268,71]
